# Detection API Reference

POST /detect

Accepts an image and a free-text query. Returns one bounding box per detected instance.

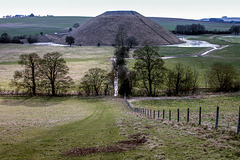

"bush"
[206,62,240,92]
[27,35,38,44]
[166,63,199,96]
[0,33,11,43]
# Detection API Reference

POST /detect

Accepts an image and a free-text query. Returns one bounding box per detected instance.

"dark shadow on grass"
[0,96,71,107]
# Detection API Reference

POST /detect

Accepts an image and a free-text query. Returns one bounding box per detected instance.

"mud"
[62,133,148,157]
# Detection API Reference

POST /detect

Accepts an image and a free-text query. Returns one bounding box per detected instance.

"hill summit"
[58,11,182,46]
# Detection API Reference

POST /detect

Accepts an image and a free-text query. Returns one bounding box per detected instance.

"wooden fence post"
[177,109,180,122]
[199,107,202,125]
[153,110,155,119]
[158,110,160,119]
[163,109,165,119]
[150,109,152,118]
[187,108,189,123]
[215,106,219,129]
[237,106,240,134]
[169,110,171,121]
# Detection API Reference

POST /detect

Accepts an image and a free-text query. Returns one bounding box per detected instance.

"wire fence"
[124,97,240,134]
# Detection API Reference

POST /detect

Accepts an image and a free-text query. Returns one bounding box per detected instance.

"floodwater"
[167,37,219,48]
[32,42,68,47]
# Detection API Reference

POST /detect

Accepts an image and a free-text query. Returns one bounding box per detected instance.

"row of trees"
[77,46,240,97]
[174,24,240,35]
[11,49,240,97]
[0,33,40,44]
[11,52,73,96]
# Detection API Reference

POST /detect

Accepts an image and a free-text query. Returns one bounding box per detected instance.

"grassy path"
[0,97,240,159]
[0,97,124,159]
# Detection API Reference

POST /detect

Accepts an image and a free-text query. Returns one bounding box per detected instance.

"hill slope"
[56,11,182,46]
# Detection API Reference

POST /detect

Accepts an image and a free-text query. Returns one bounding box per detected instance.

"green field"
[0,44,114,90]
[0,96,240,159]
[131,94,240,129]
[0,43,210,90]
[0,16,92,36]
[151,17,233,31]
[0,16,233,37]
[1,35,240,90]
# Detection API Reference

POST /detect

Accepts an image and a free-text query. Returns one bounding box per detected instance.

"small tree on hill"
[73,23,80,28]
[229,25,240,35]
[126,36,138,48]
[65,36,75,46]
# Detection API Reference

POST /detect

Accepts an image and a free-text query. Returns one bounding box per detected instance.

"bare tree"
[166,63,199,96]
[126,36,138,48]
[80,68,108,95]
[206,62,239,92]
[11,53,41,95]
[133,45,166,96]
[40,52,73,96]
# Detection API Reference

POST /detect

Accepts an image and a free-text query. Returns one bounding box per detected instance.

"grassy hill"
[0,16,233,37]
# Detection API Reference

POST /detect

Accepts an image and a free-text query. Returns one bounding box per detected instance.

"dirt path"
[208,35,218,39]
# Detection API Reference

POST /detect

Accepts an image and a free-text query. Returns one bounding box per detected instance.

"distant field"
[151,17,233,31]
[0,16,233,36]
[0,16,92,36]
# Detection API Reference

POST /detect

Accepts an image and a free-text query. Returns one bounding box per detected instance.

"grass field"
[0,96,240,159]
[0,16,92,36]
[0,44,114,90]
[151,17,233,31]
[1,35,240,90]
[131,94,240,130]
[0,16,233,37]
[0,43,210,90]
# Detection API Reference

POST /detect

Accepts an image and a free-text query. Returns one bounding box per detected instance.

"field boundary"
[125,96,240,134]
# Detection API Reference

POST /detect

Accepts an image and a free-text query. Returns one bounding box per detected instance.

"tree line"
[173,24,240,35]
[0,32,40,44]
[10,49,240,97]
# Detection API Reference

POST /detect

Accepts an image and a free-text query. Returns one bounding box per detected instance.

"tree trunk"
[175,72,180,96]
[51,81,55,96]
[32,66,36,96]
